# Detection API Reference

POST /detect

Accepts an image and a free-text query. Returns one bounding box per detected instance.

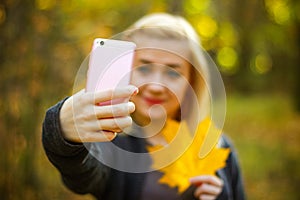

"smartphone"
[86,38,136,104]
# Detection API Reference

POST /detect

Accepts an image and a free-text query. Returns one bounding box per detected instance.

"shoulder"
[217,134,234,149]
[217,134,241,168]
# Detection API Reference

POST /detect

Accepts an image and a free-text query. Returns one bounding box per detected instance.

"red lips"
[143,96,165,105]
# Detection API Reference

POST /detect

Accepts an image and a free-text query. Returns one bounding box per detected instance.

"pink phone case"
[86,38,136,105]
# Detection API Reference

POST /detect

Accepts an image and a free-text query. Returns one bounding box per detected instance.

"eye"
[166,69,181,78]
[136,65,151,74]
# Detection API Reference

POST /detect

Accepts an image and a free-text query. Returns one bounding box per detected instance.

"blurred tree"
[295,22,300,111]
[0,0,40,199]
[184,0,300,111]
[291,0,300,112]
[0,0,83,199]
[167,0,184,15]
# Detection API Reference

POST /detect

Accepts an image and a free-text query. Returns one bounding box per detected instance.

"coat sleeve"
[42,98,110,197]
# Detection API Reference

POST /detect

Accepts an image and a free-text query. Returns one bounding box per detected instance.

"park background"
[1,0,299,199]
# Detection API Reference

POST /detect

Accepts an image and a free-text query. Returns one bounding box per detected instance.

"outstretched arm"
[42,86,137,196]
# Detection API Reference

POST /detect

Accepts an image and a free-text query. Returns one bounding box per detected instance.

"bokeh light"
[35,0,56,10]
[219,22,238,47]
[265,0,291,25]
[195,15,218,39]
[184,0,209,14]
[250,53,273,74]
[217,47,238,74]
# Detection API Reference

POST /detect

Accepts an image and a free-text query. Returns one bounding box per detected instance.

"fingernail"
[132,87,139,95]
[128,102,136,111]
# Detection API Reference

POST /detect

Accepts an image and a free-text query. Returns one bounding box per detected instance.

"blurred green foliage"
[0,0,299,199]
[225,94,300,200]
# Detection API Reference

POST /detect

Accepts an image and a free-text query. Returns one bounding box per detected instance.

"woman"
[42,13,245,199]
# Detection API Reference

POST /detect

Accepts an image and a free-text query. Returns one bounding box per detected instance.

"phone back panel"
[86,39,136,93]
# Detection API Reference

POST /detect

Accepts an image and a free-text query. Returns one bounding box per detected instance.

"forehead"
[134,48,189,68]
[131,34,191,61]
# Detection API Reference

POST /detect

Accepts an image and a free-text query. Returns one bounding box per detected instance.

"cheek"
[130,70,146,87]
[130,94,141,107]
[168,81,189,103]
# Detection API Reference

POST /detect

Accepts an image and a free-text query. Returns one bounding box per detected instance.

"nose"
[145,71,166,93]
[146,82,165,94]
[150,70,165,83]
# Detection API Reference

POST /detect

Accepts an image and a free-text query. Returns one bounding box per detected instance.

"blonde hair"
[122,13,210,125]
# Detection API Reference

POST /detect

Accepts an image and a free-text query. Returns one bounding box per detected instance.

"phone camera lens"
[100,41,104,45]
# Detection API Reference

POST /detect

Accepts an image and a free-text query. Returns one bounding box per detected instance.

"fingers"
[62,86,137,143]
[80,131,118,142]
[95,102,135,119]
[190,176,224,200]
[73,116,132,143]
[194,183,222,199]
[80,117,132,142]
[95,116,133,133]
[190,175,223,187]
[195,193,217,200]
[91,85,138,104]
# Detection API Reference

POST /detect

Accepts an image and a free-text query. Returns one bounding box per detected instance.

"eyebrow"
[139,58,181,69]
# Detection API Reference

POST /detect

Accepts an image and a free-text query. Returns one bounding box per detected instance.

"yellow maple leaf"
[147,118,230,193]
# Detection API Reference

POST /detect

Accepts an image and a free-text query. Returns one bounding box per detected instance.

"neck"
[138,118,168,146]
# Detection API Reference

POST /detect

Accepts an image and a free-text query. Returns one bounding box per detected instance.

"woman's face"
[130,39,192,125]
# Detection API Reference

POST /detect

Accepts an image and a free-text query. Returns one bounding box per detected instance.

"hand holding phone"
[86,38,136,105]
